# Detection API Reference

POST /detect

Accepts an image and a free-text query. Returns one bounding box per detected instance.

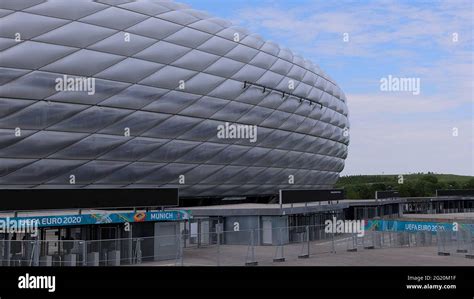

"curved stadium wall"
[0,0,350,198]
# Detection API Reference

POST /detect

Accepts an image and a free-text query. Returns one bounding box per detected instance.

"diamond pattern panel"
[0,0,349,197]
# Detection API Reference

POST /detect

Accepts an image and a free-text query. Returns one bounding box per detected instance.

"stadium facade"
[0,0,349,198]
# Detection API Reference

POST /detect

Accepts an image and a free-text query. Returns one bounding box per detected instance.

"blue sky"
[183,0,473,176]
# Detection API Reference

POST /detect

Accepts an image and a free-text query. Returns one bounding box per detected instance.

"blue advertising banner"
[365,219,474,233]
[0,210,192,228]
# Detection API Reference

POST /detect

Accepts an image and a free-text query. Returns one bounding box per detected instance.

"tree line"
[336,174,474,199]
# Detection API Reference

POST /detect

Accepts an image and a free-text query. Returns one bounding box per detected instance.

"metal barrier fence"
[437,228,474,258]
[0,240,85,266]
[1,224,473,266]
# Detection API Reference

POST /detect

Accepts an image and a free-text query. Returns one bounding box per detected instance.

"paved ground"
[138,238,474,266]
[267,246,474,266]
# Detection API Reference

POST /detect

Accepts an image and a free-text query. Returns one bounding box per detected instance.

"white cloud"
[348,93,470,117]
[231,0,474,175]
[342,118,473,176]
[343,92,473,175]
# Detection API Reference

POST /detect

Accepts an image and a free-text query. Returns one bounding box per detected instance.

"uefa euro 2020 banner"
[365,219,474,233]
[0,210,192,228]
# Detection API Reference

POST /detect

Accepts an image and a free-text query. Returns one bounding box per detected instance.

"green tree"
[357,185,372,199]
[399,181,415,197]
[372,183,387,191]
[445,181,459,189]
[345,187,359,199]
[421,174,438,184]
[463,178,474,189]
